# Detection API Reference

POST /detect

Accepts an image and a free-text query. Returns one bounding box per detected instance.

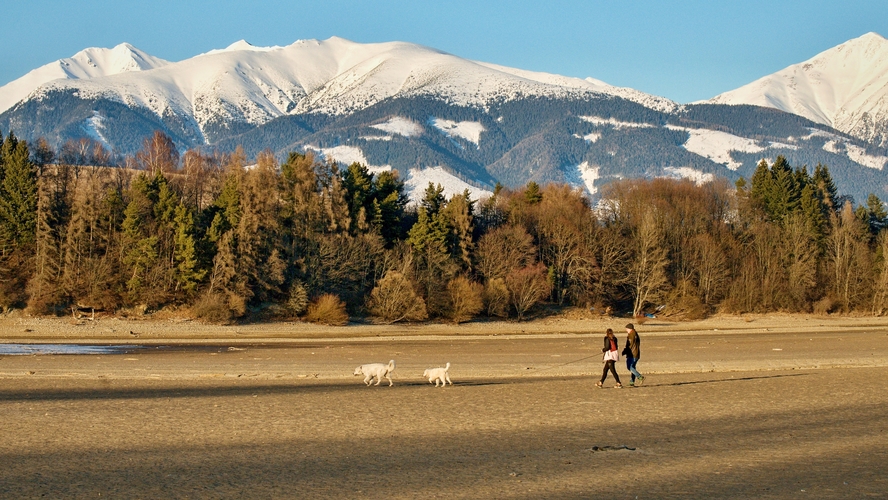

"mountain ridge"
[0,43,170,115]
[2,36,888,204]
[708,32,888,148]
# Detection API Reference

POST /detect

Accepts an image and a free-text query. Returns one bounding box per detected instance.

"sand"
[1,313,887,498]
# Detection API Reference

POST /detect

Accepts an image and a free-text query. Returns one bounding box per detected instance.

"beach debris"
[588,445,636,452]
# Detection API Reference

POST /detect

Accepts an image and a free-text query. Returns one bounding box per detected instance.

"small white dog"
[423,362,452,387]
[354,360,396,386]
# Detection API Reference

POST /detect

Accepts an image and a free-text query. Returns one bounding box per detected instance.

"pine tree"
[766,156,799,221]
[864,193,888,236]
[813,163,838,213]
[173,204,204,295]
[524,181,543,204]
[342,162,374,231]
[421,183,446,216]
[0,132,38,250]
[0,132,37,308]
[799,183,827,244]
[372,170,408,245]
[407,206,456,316]
[119,171,186,306]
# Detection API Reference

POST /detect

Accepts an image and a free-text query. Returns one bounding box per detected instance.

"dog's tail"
[444,362,451,371]
[388,359,395,371]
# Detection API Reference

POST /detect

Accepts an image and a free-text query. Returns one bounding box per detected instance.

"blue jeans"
[626,357,642,382]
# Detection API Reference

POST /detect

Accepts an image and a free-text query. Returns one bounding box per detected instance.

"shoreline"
[3,311,888,343]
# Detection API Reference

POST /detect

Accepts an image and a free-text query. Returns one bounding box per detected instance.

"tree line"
[2,130,888,324]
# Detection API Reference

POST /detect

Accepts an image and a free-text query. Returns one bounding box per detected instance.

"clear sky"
[3,0,887,103]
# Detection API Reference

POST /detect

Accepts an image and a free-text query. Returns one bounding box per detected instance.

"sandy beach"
[1,313,887,498]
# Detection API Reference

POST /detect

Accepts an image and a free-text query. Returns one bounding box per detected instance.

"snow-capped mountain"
[0,43,169,115]
[0,37,676,145]
[709,32,888,148]
[2,36,888,204]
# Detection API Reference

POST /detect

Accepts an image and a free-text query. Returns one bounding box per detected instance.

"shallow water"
[0,344,147,355]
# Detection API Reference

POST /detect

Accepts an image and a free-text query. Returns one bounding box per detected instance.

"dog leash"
[530,353,600,373]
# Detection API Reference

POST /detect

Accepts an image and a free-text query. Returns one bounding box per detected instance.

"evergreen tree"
[524,181,543,204]
[372,170,408,245]
[0,132,37,308]
[799,183,827,244]
[0,132,38,250]
[812,163,838,213]
[119,171,189,306]
[864,193,888,236]
[172,204,204,295]
[765,156,799,221]
[342,162,374,231]
[407,205,457,316]
[420,183,446,216]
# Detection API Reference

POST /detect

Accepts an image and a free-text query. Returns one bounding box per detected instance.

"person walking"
[623,323,645,386]
[597,328,622,388]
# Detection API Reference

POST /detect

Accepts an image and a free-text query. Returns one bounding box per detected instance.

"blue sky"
[3,0,887,103]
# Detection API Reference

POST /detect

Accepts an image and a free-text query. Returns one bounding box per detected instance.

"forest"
[2,129,888,325]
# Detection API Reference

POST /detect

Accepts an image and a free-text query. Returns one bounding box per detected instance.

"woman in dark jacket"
[623,323,645,386]
[596,328,622,388]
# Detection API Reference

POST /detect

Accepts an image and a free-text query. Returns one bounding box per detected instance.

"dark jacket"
[623,330,640,359]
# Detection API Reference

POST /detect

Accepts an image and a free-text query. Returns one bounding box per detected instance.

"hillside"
[2,36,888,203]
[709,32,888,149]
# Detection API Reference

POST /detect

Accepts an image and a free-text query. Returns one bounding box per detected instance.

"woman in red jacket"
[596,328,623,388]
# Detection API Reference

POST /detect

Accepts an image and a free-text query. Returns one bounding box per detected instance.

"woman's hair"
[606,328,614,335]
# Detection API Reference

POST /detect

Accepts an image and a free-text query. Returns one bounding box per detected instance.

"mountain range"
[2,34,888,202]
[709,32,888,150]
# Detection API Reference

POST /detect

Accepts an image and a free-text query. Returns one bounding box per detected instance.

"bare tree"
[505,263,552,320]
[482,277,510,317]
[871,231,888,315]
[828,201,872,311]
[784,213,819,309]
[628,210,670,317]
[367,270,427,323]
[179,149,223,211]
[135,131,179,174]
[445,275,483,323]
[690,232,730,307]
[536,184,598,305]
[475,223,535,281]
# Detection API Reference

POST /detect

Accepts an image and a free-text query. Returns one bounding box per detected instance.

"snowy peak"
[66,43,170,77]
[203,39,284,55]
[0,43,169,113]
[7,36,675,144]
[708,32,888,147]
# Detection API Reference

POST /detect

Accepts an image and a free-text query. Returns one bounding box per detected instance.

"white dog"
[423,362,452,387]
[354,360,396,386]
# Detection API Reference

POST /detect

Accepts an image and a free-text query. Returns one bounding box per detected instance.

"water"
[0,344,147,355]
